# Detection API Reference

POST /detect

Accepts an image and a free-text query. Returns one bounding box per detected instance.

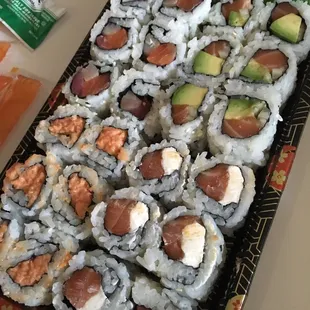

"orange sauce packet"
[0,42,11,62]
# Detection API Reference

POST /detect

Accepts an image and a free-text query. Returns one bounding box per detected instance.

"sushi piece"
[126,139,190,205]
[1,153,62,218]
[132,19,187,79]
[62,61,120,117]
[132,276,198,309]
[225,39,297,103]
[136,206,225,301]
[183,153,255,233]
[90,10,140,64]
[77,115,145,184]
[207,88,281,166]
[52,250,133,310]
[111,68,163,139]
[91,187,162,262]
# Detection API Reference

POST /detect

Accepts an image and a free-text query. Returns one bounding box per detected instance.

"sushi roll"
[132,276,198,309]
[77,116,145,184]
[257,0,310,62]
[126,140,190,205]
[132,19,187,79]
[111,68,163,139]
[51,164,113,239]
[90,10,140,64]
[62,61,120,117]
[136,206,225,301]
[225,39,298,104]
[0,240,72,306]
[1,153,62,218]
[91,187,162,262]
[207,88,281,166]
[183,153,256,233]
[52,250,133,310]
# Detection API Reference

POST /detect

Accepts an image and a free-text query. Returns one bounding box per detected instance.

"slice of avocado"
[228,11,248,27]
[241,59,272,83]
[193,51,224,76]
[172,84,208,108]
[270,13,302,44]
[225,98,266,120]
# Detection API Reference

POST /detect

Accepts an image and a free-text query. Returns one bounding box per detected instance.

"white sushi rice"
[91,187,162,262]
[225,39,298,104]
[182,153,256,234]
[136,206,225,301]
[126,139,190,206]
[90,10,141,64]
[52,250,133,310]
[207,88,282,166]
[132,276,198,310]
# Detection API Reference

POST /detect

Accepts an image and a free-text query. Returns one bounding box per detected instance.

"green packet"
[0,0,66,50]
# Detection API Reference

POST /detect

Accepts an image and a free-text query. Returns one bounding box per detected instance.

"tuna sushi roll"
[183,153,255,233]
[132,19,187,79]
[136,206,225,301]
[1,153,62,218]
[52,250,133,310]
[77,116,145,184]
[91,187,162,262]
[225,39,297,103]
[126,140,190,205]
[62,61,119,117]
[132,276,198,309]
[258,0,310,62]
[0,240,72,306]
[207,88,281,166]
[90,10,140,64]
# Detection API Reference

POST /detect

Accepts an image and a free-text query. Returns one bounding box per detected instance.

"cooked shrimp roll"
[137,206,225,301]
[91,187,162,262]
[126,140,190,205]
[52,250,133,310]
[1,153,62,218]
[90,10,140,64]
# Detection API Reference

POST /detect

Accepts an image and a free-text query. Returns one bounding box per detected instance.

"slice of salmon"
[0,42,10,62]
[176,0,203,11]
[96,28,128,50]
[271,2,299,22]
[146,43,176,66]
[222,116,261,138]
[222,0,252,19]
[253,49,288,70]
[204,40,230,58]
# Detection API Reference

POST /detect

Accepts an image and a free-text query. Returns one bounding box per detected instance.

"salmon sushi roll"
[225,39,297,104]
[90,10,140,64]
[183,153,255,234]
[111,68,163,139]
[91,187,162,262]
[132,19,187,79]
[126,140,190,205]
[62,61,120,117]
[52,250,133,310]
[136,206,225,301]
[1,153,62,218]
[207,87,281,166]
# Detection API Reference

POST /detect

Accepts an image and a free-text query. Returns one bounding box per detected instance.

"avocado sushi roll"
[183,153,255,234]
[52,250,133,310]
[136,206,225,301]
[126,140,190,205]
[90,10,140,64]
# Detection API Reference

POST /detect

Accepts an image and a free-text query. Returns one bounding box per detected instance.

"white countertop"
[1,1,309,309]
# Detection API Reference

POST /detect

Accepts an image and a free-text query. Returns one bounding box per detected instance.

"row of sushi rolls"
[0,0,308,308]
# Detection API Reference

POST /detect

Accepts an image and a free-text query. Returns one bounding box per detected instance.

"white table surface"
[1,1,310,309]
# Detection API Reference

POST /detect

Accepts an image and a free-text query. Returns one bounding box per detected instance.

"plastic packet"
[0,0,66,49]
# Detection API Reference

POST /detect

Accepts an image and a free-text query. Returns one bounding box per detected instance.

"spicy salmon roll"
[207,88,281,166]
[1,153,62,218]
[132,19,187,79]
[90,10,140,64]
[62,61,120,117]
[225,39,297,104]
[126,140,190,205]
[91,187,162,262]
[136,206,225,301]
[52,250,133,310]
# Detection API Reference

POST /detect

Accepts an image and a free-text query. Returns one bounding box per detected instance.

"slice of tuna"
[271,2,299,22]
